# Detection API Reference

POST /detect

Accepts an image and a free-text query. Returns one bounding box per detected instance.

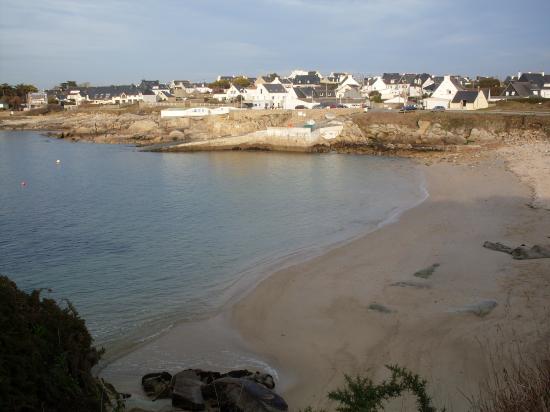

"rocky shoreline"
[2,108,549,156]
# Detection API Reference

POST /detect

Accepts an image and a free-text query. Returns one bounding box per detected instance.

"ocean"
[0,130,427,354]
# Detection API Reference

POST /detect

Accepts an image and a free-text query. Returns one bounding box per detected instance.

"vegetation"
[327,365,441,412]
[208,79,231,91]
[468,343,550,412]
[369,91,382,103]
[232,76,252,88]
[0,83,38,109]
[0,275,112,412]
[474,77,503,95]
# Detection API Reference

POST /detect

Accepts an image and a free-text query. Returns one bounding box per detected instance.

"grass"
[467,344,550,411]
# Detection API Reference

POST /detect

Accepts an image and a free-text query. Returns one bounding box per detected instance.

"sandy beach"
[232,149,550,410]
[99,142,550,411]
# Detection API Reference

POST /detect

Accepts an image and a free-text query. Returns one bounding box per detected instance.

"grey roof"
[502,81,535,97]
[263,83,287,93]
[294,87,317,98]
[382,73,401,84]
[451,90,479,103]
[79,85,141,100]
[293,74,321,85]
[518,73,546,88]
[139,80,159,90]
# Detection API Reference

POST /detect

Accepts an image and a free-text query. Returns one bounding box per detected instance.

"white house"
[423,75,465,109]
[26,92,48,109]
[449,90,489,110]
[244,83,288,109]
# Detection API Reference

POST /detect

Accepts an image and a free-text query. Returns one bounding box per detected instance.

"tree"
[232,76,251,88]
[60,81,78,90]
[476,77,503,96]
[369,91,382,103]
[208,79,231,91]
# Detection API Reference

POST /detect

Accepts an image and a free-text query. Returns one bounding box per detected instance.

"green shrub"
[0,275,109,412]
[327,365,443,412]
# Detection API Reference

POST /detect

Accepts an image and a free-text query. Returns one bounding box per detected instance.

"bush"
[327,365,442,412]
[0,275,109,412]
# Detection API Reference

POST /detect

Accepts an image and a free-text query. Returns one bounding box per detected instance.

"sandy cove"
[231,152,550,411]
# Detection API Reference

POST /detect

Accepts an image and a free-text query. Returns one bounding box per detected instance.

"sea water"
[0,131,427,353]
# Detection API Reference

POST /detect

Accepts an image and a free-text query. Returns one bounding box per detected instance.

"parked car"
[399,105,417,113]
[295,105,306,110]
[431,106,446,112]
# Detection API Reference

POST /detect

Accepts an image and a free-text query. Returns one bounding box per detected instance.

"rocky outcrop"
[483,241,550,259]
[139,368,286,412]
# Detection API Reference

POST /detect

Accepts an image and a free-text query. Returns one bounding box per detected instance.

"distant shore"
[2,107,550,157]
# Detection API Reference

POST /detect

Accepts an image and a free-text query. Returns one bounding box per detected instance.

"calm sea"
[0,131,427,350]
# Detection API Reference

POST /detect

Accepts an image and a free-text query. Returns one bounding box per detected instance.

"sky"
[0,0,549,88]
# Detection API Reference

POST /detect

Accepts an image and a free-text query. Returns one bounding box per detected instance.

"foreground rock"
[483,241,550,259]
[141,368,286,411]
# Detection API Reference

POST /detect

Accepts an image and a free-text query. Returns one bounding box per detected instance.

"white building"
[423,75,465,109]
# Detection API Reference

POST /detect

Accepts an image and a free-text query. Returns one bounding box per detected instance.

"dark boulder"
[203,377,288,412]
[171,370,206,411]
[141,372,172,399]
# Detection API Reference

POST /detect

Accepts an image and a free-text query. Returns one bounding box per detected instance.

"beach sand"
[232,153,550,410]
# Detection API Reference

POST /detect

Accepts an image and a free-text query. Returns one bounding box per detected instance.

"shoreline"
[97,143,550,411]
[230,154,550,410]
[98,155,430,398]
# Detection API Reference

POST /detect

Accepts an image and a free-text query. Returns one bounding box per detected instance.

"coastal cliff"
[1,108,549,153]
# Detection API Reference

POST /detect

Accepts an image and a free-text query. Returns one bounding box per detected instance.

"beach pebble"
[455,300,498,317]
[368,303,393,314]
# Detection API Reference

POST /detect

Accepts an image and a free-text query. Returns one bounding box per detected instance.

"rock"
[391,281,431,289]
[413,263,440,279]
[368,303,393,313]
[483,241,550,259]
[171,370,205,411]
[511,244,550,260]
[141,371,172,399]
[202,377,288,412]
[127,119,158,134]
[483,241,513,254]
[457,300,498,317]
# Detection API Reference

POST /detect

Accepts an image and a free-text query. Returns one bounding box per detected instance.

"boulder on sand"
[483,241,550,259]
[202,377,288,412]
[141,371,172,399]
[171,370,205,411]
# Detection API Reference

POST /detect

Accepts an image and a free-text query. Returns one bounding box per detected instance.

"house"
[449,90,489,110]
[423,75,465,109]
[501,72,550,99]
[26,92,48,109]
[335,84,361,99]
[66,85,146,105]
[292,71,322,86]
[170,80,191,90]
[501,81,537,98]
[244,83,289,109]
[142,89,157,104]
[226,83,247,100]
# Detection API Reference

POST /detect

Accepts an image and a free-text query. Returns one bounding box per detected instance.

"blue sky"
[0,0,549,88]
